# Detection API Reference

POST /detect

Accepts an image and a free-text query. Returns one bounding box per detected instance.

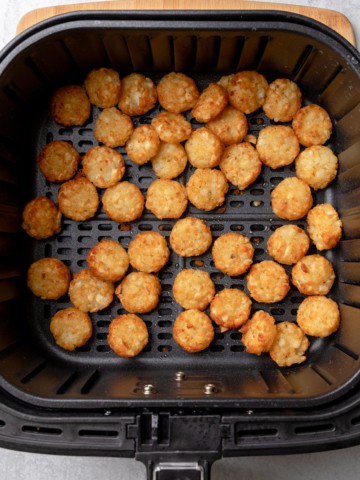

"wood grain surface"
[16,0,355,45]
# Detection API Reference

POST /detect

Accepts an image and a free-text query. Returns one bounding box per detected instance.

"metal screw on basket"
[175,371,186,381]
[204,383,217,395]
[143,384,156,395]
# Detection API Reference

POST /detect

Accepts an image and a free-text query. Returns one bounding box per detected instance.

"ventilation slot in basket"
[294,423,335,435]
[78,429,118,438]
[22,425,62,436]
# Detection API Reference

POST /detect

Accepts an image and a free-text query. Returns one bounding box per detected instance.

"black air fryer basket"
[1,9,360,479]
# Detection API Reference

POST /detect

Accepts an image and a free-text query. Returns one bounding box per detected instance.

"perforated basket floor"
[13,73,351,406]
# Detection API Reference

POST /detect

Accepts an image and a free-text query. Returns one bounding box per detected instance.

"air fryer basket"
[1,9,360,477]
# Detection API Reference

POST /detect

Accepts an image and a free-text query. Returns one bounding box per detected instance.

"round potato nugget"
[126,125,160,165]
[83,146,125,188]
[185,127,224,169]
[297,296,340,338]
[173,309,214,353]
[69,269,114,313]
[256,126,300,169]
[22,196,61,239]
[58,176,99,221]
[102,181,144,222]
[263,78,302,122]
[51,85,91,126]
[292,254,335,295]
[292,104,332,147]
[151,143,187,179]
[267,224,310,265]
[210,288,252,332]
[220,142,262,190]
[191,83,228,123]
[118,73,157,116]
[108,314,148,358]
[87,239,129,282]
[271,177,313,220]
[115,272,161,314]
[212,233,254,276]
[94,107,133,148]
[186,168,228,211]
[84,68,121,108]
[207,106,248,146]
[151,112,192,144]
[146,179,188,219]
[157,72,199,113]
[38,141,79,183]
[241,310,277,356]
[173,269,215,310]
[247,260,290,303]
[170,217,212,257]
[228,71,268,114]
[128,231,170,273]
[50,307,93,351]
[27,258,71,300]
[307,203,342,251]
[269,322,309,367]
[295,145,338,190]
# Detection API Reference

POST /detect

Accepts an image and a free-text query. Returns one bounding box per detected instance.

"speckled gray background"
[1,0,360,478]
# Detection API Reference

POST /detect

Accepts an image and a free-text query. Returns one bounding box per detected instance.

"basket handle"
[144,460,211,480]
[128,413,224,480]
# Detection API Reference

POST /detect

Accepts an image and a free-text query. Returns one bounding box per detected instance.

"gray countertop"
[1,0,360,478]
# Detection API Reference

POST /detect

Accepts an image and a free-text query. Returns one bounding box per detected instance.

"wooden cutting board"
[16,0,355,46]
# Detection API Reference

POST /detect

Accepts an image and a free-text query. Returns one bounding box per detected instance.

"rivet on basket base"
[143,384,156,395]
[204,384,217,395]
[175,371,186,381]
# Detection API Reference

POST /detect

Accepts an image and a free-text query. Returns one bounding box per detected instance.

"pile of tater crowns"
[23,68,341,366]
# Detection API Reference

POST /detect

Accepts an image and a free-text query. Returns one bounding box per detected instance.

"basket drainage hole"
[251,236,264,245]
[250,189,264,196]
[230,224,244,231]
[78,223,92,231]
[139,223,153,231]
[250,224,265,232]
[209,345,224,352]
[210,224,224,231]
[158,320,172,327]
[0,420,5,427]
[158,224,172,231]
[96,333,108,340]
[97,320,110,328]
[231,345,244,352]
[96,345,110,353]
[158,333,172,340]
[190,259,205,267]
[76,344,91,352]
[230,332,241,340]
[98,224,112,231]
[230,201,244,208]
[158,345,172,352]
